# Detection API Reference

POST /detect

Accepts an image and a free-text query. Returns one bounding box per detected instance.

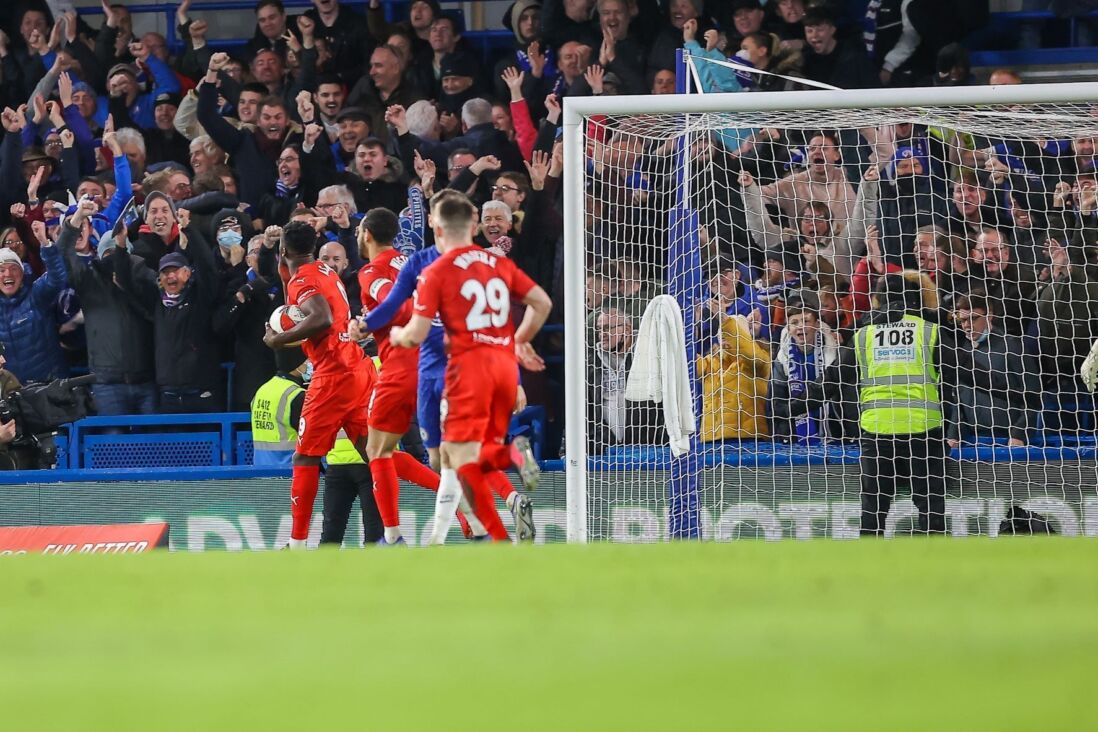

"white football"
[269,305,306,345]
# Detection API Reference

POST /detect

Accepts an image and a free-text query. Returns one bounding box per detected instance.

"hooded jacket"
[697,313,772,441]
[943,325,1038,444]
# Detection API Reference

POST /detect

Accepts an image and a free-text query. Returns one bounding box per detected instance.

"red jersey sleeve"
[358,267,393,308]
[288,270,320,306]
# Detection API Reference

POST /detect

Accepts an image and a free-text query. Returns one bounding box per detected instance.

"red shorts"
[441,349,517,444]
[297,362,375,457]
[368,364,417,434]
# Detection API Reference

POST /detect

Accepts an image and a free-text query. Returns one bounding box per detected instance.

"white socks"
[459,494,488,537]
[383,527,402,543]
[428,468,463,545]
[288,538,307,550]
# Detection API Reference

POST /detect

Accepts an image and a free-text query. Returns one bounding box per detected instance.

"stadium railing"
[39,412,1098,475]
[69,3,1098,71]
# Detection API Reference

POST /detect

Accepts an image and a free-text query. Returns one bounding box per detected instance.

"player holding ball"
[263,221,377,549]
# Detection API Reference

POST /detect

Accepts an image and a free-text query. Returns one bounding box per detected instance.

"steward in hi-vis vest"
[251,347,308,467]
[854,274,947,536]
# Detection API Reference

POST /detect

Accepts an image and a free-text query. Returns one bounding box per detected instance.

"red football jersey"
[286,261,363,376]
[358,249,415,365]
[414,245,536,358]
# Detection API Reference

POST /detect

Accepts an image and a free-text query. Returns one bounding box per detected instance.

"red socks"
[290,464,321,541]
[457,464,509,541]
[485,469,515,503]
[370,456,401,528]
[393,451,440,490]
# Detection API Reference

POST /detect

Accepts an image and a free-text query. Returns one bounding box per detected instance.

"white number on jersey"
[461,277,510,331]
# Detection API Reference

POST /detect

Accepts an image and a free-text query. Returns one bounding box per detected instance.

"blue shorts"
[416,372,445,449]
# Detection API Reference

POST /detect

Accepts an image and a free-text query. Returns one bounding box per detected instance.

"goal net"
[562,78,1098,542]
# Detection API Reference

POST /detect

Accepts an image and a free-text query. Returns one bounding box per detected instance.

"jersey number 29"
[461,277,509,330]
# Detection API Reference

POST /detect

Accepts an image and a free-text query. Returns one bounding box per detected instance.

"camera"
[0,374,96,470]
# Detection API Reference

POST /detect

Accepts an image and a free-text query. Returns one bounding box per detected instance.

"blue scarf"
[515,47,556,81]
[275,179,298,199]
[863,0,882,56]
[787,336,822,444]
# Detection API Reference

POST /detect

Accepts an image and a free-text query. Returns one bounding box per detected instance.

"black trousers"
[859,428,947,536]
[321,463,383,546]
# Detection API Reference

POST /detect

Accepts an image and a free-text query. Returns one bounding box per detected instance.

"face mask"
[217,230,243,248]
[302,360,314,383]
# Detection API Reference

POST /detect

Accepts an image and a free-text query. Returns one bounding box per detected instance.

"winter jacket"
[586,343,666,453]
[754,46,805,92]
[0,243,69,383]
[769,321,860,443]
[92,51,182,130]
[404,122,525,177]
[860,173,950,269]
[56,220,155,385]
[1034,263,1098,390]
[697,314,772,441]
[213,264,280,411]
[509,179,562,293]
[114,225,223,392]
[944,327,1039,443]
[197,82,303,209]
[802,38,881,90]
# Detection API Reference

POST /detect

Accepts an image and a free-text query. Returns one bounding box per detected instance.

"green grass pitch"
[2,539,1096,730]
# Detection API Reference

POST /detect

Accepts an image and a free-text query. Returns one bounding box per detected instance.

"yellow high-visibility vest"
[251,376,302,466]
[855,315,943,435]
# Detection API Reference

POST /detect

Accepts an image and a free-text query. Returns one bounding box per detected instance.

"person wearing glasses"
[945,292,1038,450]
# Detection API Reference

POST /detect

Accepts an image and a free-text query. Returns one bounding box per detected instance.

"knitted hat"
[890,144,929,180]
[96,237,116,260]
[440,51,478,79]
[0,248,23,268]
[143,191,177,221]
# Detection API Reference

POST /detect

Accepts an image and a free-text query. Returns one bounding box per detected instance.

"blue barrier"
[67,412,251,469]
[587,439,1098,471]
[0,465,289,485]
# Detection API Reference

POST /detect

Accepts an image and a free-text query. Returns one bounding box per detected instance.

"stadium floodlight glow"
[563,79,1098,543]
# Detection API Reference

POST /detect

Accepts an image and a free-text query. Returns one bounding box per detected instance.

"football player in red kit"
[352,208,486,544]
[263,220,376,550]
[391,190,551,544]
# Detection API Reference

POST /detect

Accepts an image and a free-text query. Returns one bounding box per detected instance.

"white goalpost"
[563,81,1098,543]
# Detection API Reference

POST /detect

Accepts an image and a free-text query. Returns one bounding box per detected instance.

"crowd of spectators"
[0,0,1089,463]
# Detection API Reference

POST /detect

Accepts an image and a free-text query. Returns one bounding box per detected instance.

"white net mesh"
[573,82,1098,541]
